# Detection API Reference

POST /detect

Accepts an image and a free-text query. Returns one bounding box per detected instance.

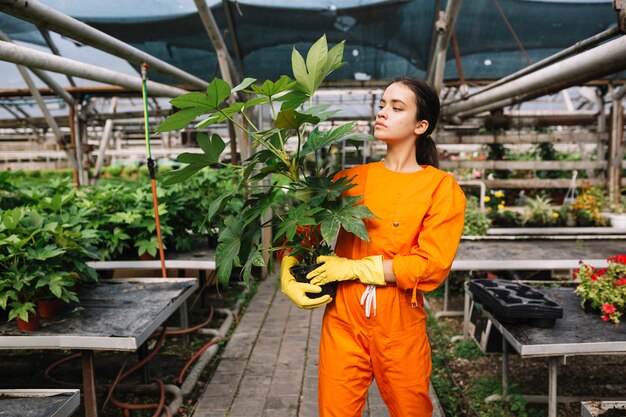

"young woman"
[280,77,466,416]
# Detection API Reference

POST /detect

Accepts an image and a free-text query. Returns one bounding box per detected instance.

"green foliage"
[463,196,491,236]
[156,35,375,285]
[0,195,99,321]
[454,339,484,360]
[521,194,560,227]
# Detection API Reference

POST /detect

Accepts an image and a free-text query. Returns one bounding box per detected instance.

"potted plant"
[156,35,375,290]
[0,198,99,330]
[606,194,626,228]
[574,254,626,324]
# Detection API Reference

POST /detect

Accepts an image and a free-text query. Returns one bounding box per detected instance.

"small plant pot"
[16,315,40,332]
[37,299,60,319]
[290,263,338,300]
[610,214,626,228]
[139,252,156,261]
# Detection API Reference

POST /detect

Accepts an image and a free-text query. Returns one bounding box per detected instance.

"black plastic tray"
[468,279,563,328]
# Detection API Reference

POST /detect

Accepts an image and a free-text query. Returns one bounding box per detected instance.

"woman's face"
[374,82,428,144]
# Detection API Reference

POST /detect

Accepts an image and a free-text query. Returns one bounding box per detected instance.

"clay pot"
[139,252,156,261]
[16,315,40,332]
[37,299,61,319]
[290,263,338,300]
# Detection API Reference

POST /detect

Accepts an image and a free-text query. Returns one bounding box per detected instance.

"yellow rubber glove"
[280,256,332,309]
[306,255,386,286]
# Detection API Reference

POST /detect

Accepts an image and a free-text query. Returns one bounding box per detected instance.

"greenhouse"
[0,1,625,417]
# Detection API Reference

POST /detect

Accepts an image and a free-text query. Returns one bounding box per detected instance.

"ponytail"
[416,135,439,168]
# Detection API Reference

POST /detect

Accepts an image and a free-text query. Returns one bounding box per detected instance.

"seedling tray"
[468,279,563,328]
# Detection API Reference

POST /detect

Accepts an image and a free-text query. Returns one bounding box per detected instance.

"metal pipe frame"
[443,34,626,117]
[0,0,208,89]
[426,0,462,92]
[0,41,188,98]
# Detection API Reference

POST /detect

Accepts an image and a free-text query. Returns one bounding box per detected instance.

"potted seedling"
[156,35,375,295]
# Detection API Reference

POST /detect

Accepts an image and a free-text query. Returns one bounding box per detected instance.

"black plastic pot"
[290,263,338,300]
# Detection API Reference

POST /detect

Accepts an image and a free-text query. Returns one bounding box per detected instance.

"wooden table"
[0,278,197,417]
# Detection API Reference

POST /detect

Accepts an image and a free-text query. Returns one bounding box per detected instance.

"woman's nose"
[377,107,387,119]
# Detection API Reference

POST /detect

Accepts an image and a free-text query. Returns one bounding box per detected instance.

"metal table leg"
[502,338,509,398]
[548,357,559,417]
[81,350,98,417]
[179,300,190,345]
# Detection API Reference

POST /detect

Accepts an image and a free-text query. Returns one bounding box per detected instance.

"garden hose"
[140,63,167,279]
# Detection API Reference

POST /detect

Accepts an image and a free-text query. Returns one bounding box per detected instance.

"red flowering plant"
[574,254,626,324]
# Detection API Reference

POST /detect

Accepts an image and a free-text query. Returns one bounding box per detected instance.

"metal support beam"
[0,0,208,89]
[38,27,76,86]
[442,34,626,118]
[608,96,624,205]
[0,41,187,98]
[0,30,75,107]
[93,97,118,182]
[194,0,249,162]
[426,0,462,92]
[222,0,244,76]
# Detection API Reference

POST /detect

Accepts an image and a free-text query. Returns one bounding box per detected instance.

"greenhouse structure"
[0,1,625,417]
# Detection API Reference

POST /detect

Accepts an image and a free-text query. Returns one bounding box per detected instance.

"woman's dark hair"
[392,76,440,168]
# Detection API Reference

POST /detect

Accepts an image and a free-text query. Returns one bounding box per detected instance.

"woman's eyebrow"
[379,98,406,105]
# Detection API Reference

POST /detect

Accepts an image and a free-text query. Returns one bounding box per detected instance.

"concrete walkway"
[193,276,444,417]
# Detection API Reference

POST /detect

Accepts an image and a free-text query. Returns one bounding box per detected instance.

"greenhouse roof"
[0,0,620,88]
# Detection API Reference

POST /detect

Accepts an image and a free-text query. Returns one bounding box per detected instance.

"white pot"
[610,213,626,228]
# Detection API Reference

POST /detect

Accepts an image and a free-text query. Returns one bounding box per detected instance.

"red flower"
[601,314,611,322]
[602,304,617,315]
[595,268,607,276]
[572,268,580,278]
[614,278,626,286]
[590,274,599,281]
[608,254,626,264]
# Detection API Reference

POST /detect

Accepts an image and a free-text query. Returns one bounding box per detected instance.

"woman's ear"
[414,120,429,136]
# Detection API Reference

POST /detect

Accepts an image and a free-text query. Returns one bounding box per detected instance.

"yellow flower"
[487,207,492,212]
[497,204,505,210]
[484,196,491,202]
[500,200,505,205]
[494,191,504,198]
[552,212,559,218]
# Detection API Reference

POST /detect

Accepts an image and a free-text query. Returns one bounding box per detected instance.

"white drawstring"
[360,284,377,317]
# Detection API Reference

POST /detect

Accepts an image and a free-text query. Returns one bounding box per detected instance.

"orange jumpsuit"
[318,161,466,417]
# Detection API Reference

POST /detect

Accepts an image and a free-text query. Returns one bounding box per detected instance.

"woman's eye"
[393,107,401,111]
[378,105,384,110]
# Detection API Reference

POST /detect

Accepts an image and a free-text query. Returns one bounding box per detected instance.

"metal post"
[179,301,190,346]
[502,337,509,399]
[0,0,208,89]
[608,97,624,204]
[426,0,463,92]
[81,350,98,417]
[0,41,187,98]
[548,357,559,417]
[93,97,119,181]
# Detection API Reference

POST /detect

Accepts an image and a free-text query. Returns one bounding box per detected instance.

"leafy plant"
[520,194,560,227]
[571,186,608,227]
[0,201,98,323]
[156,35,375,284]
[463,196,491,236]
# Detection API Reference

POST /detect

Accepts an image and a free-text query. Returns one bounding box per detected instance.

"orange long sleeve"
[334,162,466,305]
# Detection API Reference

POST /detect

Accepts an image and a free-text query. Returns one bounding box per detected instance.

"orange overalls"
[318,161,466,417]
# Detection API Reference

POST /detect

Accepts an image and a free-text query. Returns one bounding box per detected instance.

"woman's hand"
[280,256,332,309]
[307,255,386,286]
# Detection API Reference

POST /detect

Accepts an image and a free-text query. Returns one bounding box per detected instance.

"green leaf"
[194,113,226,129]
[206,78,232,108]
[216,217,243,284]
[273,204,323,242]
[197,133,226,162]
[159,164,207,186]
[325,40,347,74]
[244,96,269,108]
[155,107,209,132]
[319,199,375,244]
[276,91,308,111]
[274,109,320,130]
[306,34,329,93]
[208,190,237,222]
[231,77,256,93]
[170,92,213,109]
[291,46,310,94]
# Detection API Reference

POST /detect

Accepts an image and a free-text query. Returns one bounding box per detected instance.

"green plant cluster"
[156,35,376,285]
[0,190,99,322]
[463,196,491,236]
[2,168,239,260]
